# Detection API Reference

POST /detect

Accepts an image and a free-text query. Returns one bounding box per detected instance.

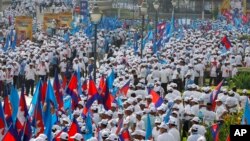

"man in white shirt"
[157,123,175,141]
[25,63,36,96]
[168,119,180,141]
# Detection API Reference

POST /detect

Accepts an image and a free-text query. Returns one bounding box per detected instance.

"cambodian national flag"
[103,79,114,110]
[3,96,13,126]
[66,73,80,109]
[68,118,80,141]
[16,86,29,134]
[211,123,220,141]
[98,76,106,97]
[221,36,231,50]
[149,89,164,108]
[53,71,64,111]
[32,99,44,137]
[2,125,18,141]
[210,80,224,111]
[83,78,99,116]
[119,80,130,96]
[119,129,130,141]
[0,98,7,139]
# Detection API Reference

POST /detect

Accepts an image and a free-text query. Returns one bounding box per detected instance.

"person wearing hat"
[215,98,227,120]
[37,60,49,82]
[225,90,239,114]
[152,118,161,141]
[131,130,146,140]
[240,89,249,108]
[168,119,180,141]
[25,63,36,96]
[157,123,175,141]
[70,133,83,141]
[135,111,145,131]
[209,57,218,86]
[59,132,68,141]
[187,125,202,141]
[231,64,238,78]
[106,134,119,141]
[202,103,216,125]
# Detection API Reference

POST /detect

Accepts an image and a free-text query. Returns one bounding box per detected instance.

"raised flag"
[16,86,29,133]
[68,118,80,141]
[9,86,19,124]
[119,80,130,96]
[44,80,57,141]
[0,99,6,139]
[210,80,224,111]
[164,102,174,123]
[115,119,123,135]
[29,80,42,116]
[53,71,64,111]
[98,76,106,96]
[66,73,80,109]
[145,114,152,140]
[84,112,93,140]
[149,89,164,108]
[241,98,250,125]
[41,81,48,104]
[221,36,231,50]
[119,129,130,141]
[3,95,13,126]
[32,98,44,137]
[2,125,18,141]
[211,123,220,141]
[82,78,99,116]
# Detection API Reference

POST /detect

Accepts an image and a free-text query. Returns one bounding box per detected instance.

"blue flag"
[145,114,152,140]
[241,98,250,125]
[107,69,115,90]
[10,86,19,124]
[164,102,174,123]
[84,112,93,140]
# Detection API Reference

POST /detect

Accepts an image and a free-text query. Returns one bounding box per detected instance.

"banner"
[80,0,88,16]
[58,12,72,27]
[15,16,32,44]
[43,13,59,31]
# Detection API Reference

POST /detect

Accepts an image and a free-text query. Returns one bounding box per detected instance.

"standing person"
[209,58,217,86]
[0,67,5,98]
[25,63,36,96]
[51,19,57,36]
[12,62,20,88]
[37,60,49,82]
[5,66,13,95]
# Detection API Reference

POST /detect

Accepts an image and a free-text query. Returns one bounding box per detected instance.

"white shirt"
[25,67,36,80]
[157,132,175,141]
[169,128,180,141]
[187,133,202,141]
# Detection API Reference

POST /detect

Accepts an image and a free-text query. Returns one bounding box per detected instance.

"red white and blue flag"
[210,80,224,111]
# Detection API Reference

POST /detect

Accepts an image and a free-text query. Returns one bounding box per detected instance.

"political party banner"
[58,12,72,27]
[43,13,59,31]
[80,0,88,16]
[15,16,32,44]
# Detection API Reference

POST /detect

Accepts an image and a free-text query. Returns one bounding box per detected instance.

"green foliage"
[228,71,250,89]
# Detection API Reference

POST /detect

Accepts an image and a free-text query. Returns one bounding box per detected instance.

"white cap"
[59,132,68,140]
[70,133,83,141]
[38,134,47,140]
[159,123,169,130]
[107,134,119,141]
[191,117,201,123]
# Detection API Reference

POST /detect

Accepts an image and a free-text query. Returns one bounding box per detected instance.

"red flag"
[68,118,80,141]
[221,36,231,50]
[3,96,12,125]
[2,125,18,141]
[53,73,64,111]
[16,87,29,132]
[82,79,88,91]
[149,89,164,108]
[119,80,130,96]
[119,129,130,141]
[66,73,80,109]
[210,80,224,111]
[98,76,106,96]
[62,75,67,89]
[211,123,220,141]
[41,81,48,104]
[33,101,44,137]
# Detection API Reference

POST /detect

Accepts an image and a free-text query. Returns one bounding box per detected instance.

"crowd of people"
[0,0,250,141]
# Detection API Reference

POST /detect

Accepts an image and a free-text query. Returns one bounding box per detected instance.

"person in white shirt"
[221,62,230,79]
[231,64,238,78]
[157,123,175,141]
[25,63,36,96]
[168,119,180,141]
[37,60,49,82]
[187,125,202,141]
[59,58,67,78]
[152,119,161,141]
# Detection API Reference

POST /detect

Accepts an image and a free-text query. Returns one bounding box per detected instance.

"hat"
[107,134,119,141]
[159,123,169,130]
[191,117,201,123]
[168,119,177,126]
[38,134,47,140]
[70,133,83,141]
[59,132,68,140]
[131,130,146,136]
